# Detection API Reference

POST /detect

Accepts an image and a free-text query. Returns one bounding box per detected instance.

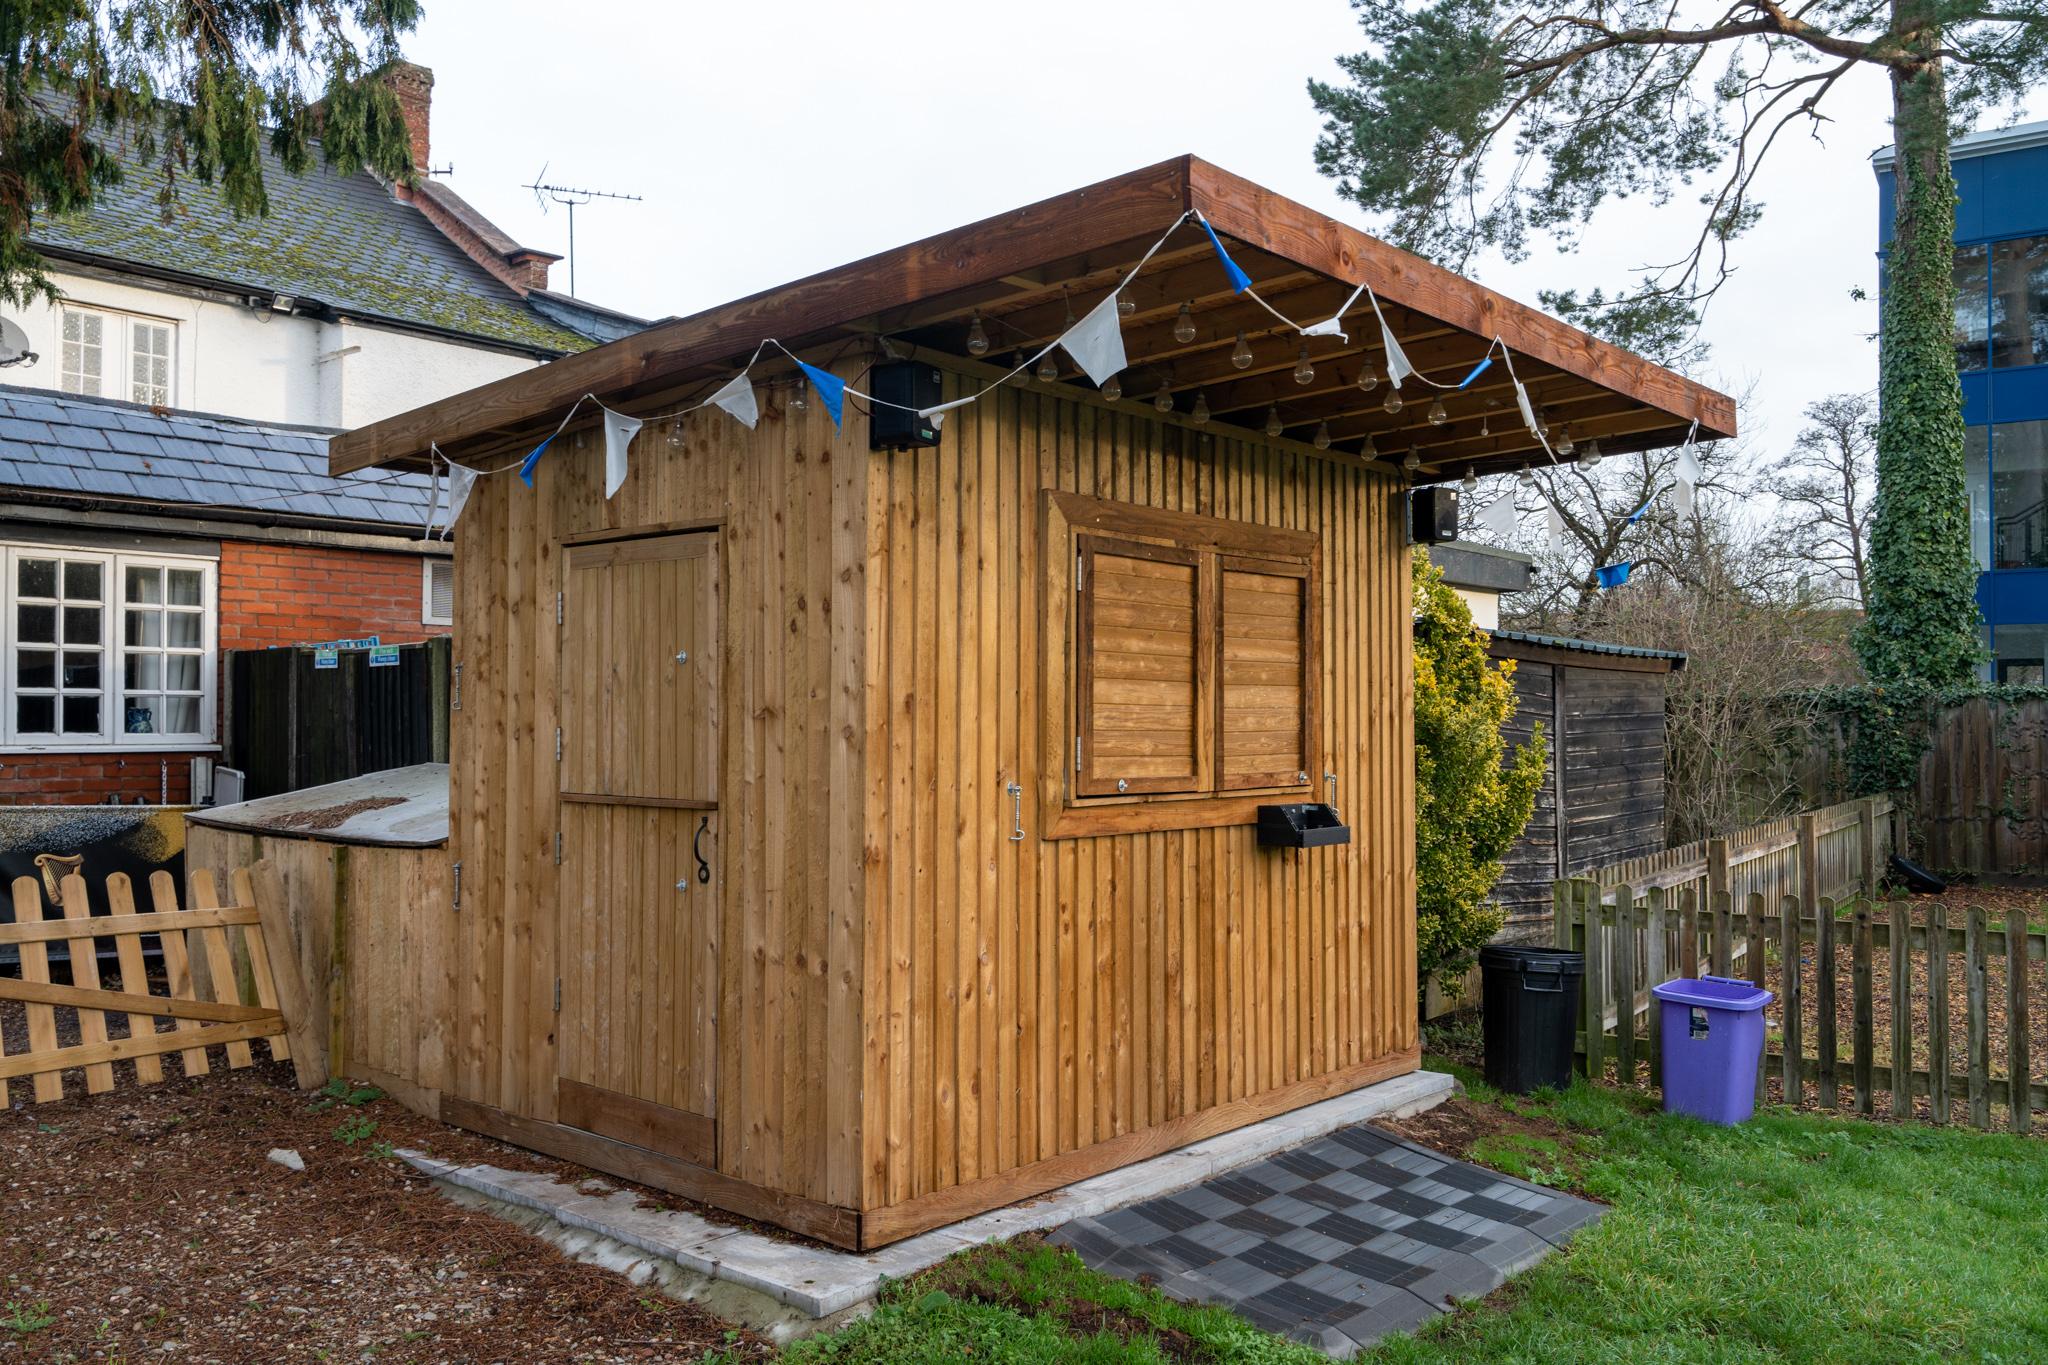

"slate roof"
[28,118,589,354]
[0,384,433,531]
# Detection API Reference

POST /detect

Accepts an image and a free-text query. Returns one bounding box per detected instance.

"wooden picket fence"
[1554,879,2046,1133]
[0,866,319,1104]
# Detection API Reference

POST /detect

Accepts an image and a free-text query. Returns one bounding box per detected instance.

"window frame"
[57,304,179,406]
[1044,491,1321,840]
[2,543,218,752]
[422,558,455,626]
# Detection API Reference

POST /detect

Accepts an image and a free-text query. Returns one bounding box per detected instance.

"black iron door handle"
[693,816,711,884]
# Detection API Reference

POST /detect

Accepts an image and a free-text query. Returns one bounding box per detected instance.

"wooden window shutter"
[1075,537,1208,795]
[1217,555,1314,790]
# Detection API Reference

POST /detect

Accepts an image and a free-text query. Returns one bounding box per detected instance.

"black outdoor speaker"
[1410,485,1459,544]
[868,362,943,450]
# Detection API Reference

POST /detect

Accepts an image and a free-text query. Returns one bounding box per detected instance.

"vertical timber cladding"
[445,374,869,1213]
[858,374,1417,1242]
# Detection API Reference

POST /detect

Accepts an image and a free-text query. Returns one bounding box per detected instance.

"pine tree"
[1310,0,2048,683]
[1,1,422,307]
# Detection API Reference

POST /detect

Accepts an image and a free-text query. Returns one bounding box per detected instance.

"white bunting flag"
[600,404,644,500]
[1672,476,1695,520]
[1060,292,1128,387]
[1545,505,1563,554]
[441,461,478,536]
[708,372,760,429]
[1380,316,1414,390]
[917,394,980,422]
[421,455,444,541]
[1480,494,1518,538]
[1676,441,1700,486]
[1515,380,1540,444]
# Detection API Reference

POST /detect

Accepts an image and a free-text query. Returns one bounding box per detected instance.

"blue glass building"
[1877,121,2048,680]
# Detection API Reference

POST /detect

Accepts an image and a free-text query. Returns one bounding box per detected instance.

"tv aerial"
[522,164,643,298]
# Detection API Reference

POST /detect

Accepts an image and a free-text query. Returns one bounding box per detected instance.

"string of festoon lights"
[405,208,1698,588]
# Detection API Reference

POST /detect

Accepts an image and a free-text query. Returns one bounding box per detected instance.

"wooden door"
[555,532,720,1167]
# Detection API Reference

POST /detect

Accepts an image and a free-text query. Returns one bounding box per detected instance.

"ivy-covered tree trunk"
[1860,8,1984,685]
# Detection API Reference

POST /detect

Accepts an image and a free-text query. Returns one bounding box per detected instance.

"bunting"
[601,405,644,500]
[1200,215,1252,294]
[1060,292,1128,386]
[1595,562,1632,589]
[797,360,846,430]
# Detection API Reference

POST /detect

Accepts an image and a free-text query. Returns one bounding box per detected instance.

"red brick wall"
[0,541,445,805]
[217,542,440,652]
[0,752,207,804]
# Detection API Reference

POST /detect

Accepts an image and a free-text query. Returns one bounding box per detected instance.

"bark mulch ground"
[0,1051,771,1364]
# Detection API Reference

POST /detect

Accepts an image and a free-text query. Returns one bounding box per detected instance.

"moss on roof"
[32,123,590,354]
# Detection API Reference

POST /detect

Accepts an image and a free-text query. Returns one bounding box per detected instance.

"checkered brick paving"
[1049,1123,1602,1356]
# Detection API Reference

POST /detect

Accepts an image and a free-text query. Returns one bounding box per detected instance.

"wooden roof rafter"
[328,155,1734,478]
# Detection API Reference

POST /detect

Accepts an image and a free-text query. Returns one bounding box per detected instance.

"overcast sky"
[406,0,2035,462]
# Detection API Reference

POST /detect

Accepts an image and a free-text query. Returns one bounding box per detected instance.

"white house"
[2,62,640,429]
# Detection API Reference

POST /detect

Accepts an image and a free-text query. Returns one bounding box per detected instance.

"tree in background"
[1764,394,1879,612]
[1310,0,2048,684]
[1,0,422,307]
[1412,551,1546,989]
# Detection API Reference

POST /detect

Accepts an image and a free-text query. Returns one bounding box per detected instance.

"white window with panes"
[58,306,176,406]
[4,546,215,749]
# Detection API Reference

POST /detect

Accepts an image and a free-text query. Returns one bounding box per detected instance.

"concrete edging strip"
[400,1066,1458,1319]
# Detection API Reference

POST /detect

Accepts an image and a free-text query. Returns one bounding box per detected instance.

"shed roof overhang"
[327,156,1735,478]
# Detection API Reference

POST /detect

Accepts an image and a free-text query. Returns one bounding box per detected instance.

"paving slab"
[400,1066,1456,1320]
[1050,1124,1603,1356]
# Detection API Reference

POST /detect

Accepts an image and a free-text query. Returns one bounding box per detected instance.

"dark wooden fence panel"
[225,639,450,799]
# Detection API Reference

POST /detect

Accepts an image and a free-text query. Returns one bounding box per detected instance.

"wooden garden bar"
[328,156,1732,1248]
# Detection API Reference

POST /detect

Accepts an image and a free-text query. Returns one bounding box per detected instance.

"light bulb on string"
[1360,433,1378,458]
[1153,380,1175,413]
[1582,439,1603,468]
[1313,421,1332,451]
[1382,389,1404,416]
[1191,391,1211,425]
[966,312,989,357]
[1460,468,1479,496]
[1426,397,1448,426]
[1037,353,1059,383]
[667,419,685,448]
[1479,413,1491,439]
[1517,465,1535,487]
[1102,373,1122,403]
[789,384,808,414]
[1556,425,1576,457]
[1264,405,1284,438]
[1116,293,1136,318]
[1173,302,1197,345]
[1062,292,1077,331]
[1293,345,1315,385]
[1356,365,1379,392]
[1231,332,1254,370]
[1401,448,1421,472]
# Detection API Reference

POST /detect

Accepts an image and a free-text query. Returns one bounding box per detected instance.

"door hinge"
[556,591,564,626]
[554,727,563,762]
[553,977,561,1013]
[1076,551,1084,592]
[451,860,462,910]
[451,663,462,711]
[1075,737,1083,772]
[554,830,562,865]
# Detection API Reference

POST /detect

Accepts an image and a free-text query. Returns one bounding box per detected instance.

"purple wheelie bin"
[1650,974,1775,1125]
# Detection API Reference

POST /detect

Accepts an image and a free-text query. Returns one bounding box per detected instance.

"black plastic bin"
[1478,944,1584,1094]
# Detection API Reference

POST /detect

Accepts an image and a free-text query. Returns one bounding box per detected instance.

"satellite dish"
[0,316,36,369]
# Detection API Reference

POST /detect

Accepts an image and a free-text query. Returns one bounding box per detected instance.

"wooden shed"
[325,157,1732,1248]
[1489,630,1686,939]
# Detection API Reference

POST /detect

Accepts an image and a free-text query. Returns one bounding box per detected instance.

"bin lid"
[1650,975,1774,1011]
[1479,944,1584,976]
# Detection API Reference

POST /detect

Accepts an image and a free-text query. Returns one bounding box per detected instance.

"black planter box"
[1255,803,1351,849]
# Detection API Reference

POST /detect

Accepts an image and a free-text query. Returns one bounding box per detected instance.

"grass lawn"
[769,1061,2048,1363]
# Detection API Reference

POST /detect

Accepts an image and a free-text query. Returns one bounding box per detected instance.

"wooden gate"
[0,868,311,1102]
[555,532,721,1167]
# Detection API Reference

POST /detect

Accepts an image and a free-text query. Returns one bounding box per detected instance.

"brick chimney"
[379,60,435,171]
[371,63,564,299]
